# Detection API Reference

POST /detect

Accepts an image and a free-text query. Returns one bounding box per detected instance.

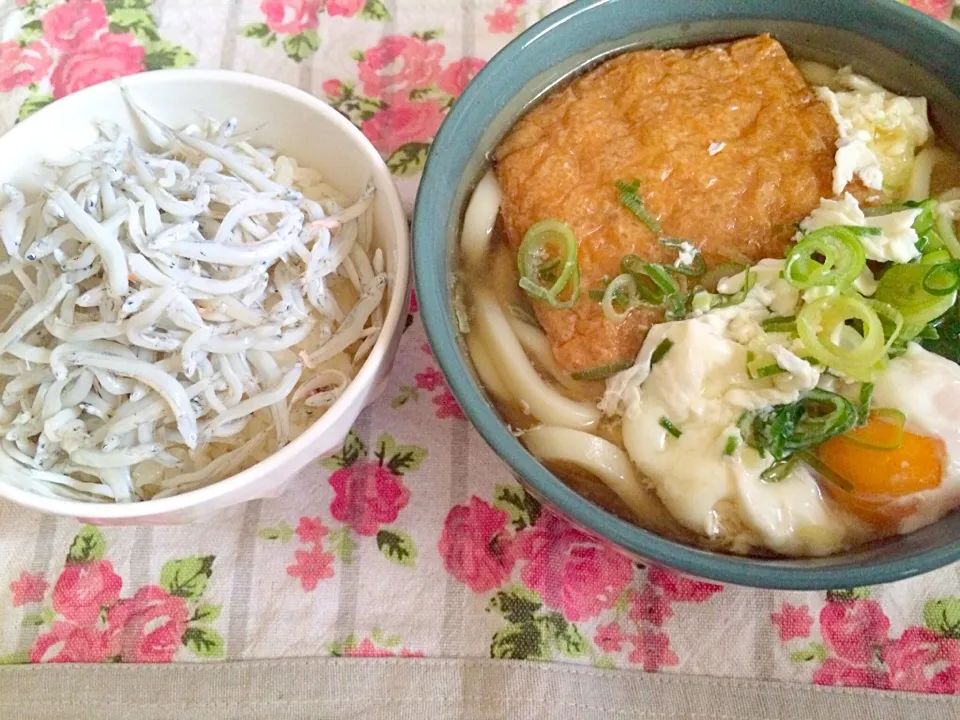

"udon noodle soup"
[458,35,960,557]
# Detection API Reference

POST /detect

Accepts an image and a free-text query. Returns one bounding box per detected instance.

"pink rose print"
[485,7,519,34]
[647,565,723,603]
[628,585,673,627]
[30,622,110,664]
[883,627,960,694]
[358,35,444,99]
[327,0,365,17]
[106,586,189,663]
[629,630,679,672]
[323,78,345,97]
[10,571,48,607]
[296,516,328,544]
[439,497,515,593]
[594,622,625,653]
[437,57,486,96]
[819,598,890,665]
[361,97,445,155]
[260,0,321,34]
[771,603,814,641]
[287,545,336,591]
[42,0,108,51]
[433,390,465,420]
[908,0,954,20]
[517,511,633,621]
[346,638,394,657]
[813,658,891,689]
[414,367,443,392]
[0,41,53,92]
[52,559,122,626]
[330,459,411,536]
[50,33,145,99]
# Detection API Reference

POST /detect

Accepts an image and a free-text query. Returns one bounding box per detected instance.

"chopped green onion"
[570,361,633,381]
[761,458,797,483]
[722,435,740,457]
[616,179,661,233]
[517,219,581,309]
[740,388,858,462]
[659,416,682,438]
[797,295,888,381]
[842,408,906,450]
[588,288,606,301]
[923,261,960,296]
[855,382,874,427]
[659,237,706,277]
[876,262,956,335]
[712,270,756,308]
[797,451,854,493]
[843,226,882,237]
[784,226,867,290]
[601,273,640,325]
[936,210,960,259]
[761,315,797,334]
[650,338,674,366]
[864,299,904,352]
[921,249,952,265]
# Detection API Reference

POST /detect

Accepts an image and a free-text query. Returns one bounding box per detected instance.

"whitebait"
[0,109,385,502]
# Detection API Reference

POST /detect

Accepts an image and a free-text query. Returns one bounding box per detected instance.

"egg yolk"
[817,415,945,528]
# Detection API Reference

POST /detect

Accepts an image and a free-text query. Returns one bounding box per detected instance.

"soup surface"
[460,35,960,557]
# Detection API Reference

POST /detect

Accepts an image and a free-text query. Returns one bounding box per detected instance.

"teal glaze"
[413,0,960,589]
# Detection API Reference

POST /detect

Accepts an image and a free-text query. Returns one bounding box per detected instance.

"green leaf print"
[360,0,391,22]
[191,604,222,625]
[349,50,366,62]
[320,431,366,470]
[374,433,427,474]
[66,525,107,564]
[108,7,160,44]
[924,598,960,639]
[790,642,828,664]
[535,613,589,657]
[17,94,54,124]
[182,626,225,658]
[391,384,420,408]
[386,143,431,176]
[826,587,871,602]
[160,556,214,600]
[411,29,443,42]
[487,587,542,624]
[376,529,417,567]
[241,22,272,38]
[16,19,43,45]
[594,656,617,670]
[143,41,195,71]
[0,651,29,665]
[282,29,320,63]
[327,528,356,564]
[493,484,541,531]
[491,621,546,660]
[258,521,295,542]
[329,633,358,656]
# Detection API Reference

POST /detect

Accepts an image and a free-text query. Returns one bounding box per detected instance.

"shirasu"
[0,110,385,502]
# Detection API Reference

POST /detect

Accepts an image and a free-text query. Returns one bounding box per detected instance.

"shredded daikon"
[0,110,385,502]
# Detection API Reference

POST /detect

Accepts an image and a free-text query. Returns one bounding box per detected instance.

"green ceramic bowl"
[413,0,960,589]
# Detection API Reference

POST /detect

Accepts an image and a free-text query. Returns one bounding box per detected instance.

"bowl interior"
[415,0,960,589]
[0,70,409,519]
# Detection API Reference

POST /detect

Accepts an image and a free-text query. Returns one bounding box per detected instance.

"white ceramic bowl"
[0,69,410,525]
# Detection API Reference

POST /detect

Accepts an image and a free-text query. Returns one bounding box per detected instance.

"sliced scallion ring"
[840,408,906,451]
[659,237,706,277]
[875,262,957,333]
[784,226,867,290]
[923,261,960,296]
[601,273,640,325]
[761,315,797,334]
[797,295,887,380]
[517,219,581,309]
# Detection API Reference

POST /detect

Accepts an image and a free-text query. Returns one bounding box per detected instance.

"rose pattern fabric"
[3,0,193,121]
[6,525,224,664]
[2,0,960,697]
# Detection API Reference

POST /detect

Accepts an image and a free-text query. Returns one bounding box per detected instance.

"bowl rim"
[414,0,960,589]
[0,68,410,518]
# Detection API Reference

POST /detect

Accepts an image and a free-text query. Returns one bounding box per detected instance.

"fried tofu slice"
[495,35,838,372]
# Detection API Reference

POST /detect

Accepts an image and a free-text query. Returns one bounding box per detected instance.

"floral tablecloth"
[2,0,960,705]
